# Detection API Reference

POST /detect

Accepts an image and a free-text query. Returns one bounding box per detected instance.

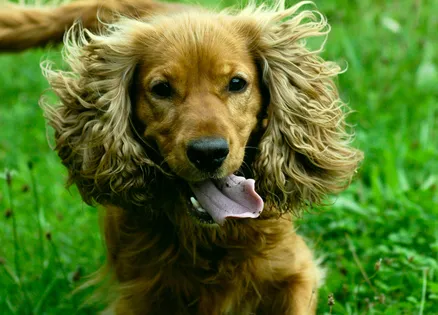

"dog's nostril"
[187,137,229,172]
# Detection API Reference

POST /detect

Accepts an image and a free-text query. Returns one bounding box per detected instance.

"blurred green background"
[1,0,437,314]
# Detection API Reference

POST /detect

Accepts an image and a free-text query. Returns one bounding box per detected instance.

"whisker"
[129,118,162,156]
[159,156,171,168]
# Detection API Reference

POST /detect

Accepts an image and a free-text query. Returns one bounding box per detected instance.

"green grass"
[1,0,437,314]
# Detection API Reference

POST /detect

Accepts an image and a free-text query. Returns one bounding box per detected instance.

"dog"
[1,0,363,313]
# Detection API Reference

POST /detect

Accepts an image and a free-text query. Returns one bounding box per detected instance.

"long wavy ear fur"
[232,1,363,214]
[40,20,157,207]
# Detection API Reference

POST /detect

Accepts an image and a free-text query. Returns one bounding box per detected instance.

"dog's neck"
[104,200,285,275]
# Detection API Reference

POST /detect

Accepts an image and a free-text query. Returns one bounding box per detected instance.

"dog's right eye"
[228,77,247,93]
[151,81,172,98]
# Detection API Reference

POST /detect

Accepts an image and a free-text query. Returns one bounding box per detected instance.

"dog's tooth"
[190,197,207,213]
[190,197,200,208]
[197,207,207,213]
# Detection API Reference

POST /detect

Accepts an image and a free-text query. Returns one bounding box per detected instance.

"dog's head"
[41,1,363,224]
[133,14,263,183]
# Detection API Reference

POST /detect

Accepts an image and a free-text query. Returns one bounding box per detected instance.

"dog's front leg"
[256,235,322,315]
[257,273,318,314]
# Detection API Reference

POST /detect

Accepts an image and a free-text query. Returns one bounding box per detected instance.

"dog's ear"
[232,1,363,214]
[40,20,156,207]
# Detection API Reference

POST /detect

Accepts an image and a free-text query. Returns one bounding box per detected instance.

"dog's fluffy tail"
[0,0,185,52]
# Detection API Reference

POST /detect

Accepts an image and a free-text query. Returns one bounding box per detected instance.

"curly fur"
[234,2,362,213]
[38,1,363,314]
[41,19,154,207]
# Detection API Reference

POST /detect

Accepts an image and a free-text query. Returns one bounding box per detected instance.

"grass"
[0,0,437,314]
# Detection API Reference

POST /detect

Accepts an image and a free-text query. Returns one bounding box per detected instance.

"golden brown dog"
[3,0,363,313]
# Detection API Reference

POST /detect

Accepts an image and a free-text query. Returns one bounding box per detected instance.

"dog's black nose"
[187,137,229,172]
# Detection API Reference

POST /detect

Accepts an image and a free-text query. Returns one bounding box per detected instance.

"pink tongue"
[189,175,264,225]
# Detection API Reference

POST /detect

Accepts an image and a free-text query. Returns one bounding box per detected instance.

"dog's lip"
[187,196,217,225]
[186,171,228,183]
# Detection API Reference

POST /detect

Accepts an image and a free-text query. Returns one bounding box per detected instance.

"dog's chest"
[177,247,265,313]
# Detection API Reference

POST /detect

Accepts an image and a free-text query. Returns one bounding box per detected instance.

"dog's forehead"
[144,13,250,63]
[137,13,255,82]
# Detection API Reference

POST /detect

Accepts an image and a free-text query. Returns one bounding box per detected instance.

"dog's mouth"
[186,174,264,226]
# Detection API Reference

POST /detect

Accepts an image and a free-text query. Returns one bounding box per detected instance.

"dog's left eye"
[151,81,173,98]
[228,77,247,93]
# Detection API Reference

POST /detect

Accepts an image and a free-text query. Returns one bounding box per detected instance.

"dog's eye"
[228,77,247,93]
[151,81,172,98]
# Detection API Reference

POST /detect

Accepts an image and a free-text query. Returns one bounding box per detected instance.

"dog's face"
[134,19,262,182]
[43,5,363,216]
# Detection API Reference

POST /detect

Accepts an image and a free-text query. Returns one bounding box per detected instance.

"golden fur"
[9,0,363,313]
[0,0,188,51]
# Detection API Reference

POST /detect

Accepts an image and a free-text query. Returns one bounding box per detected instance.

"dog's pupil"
[228,77,247,93]
[151,82,172,98]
